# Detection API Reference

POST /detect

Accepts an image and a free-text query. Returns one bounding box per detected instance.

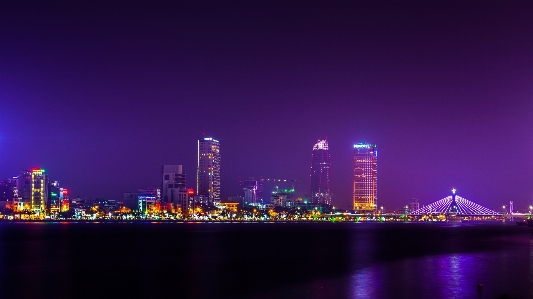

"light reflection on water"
[1,222,531,299]
[351,266,378,298]
[350,248,531,299]
[351,253,481,299]
[265,225,533,299]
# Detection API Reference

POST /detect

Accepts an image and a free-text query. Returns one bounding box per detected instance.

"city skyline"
[1,136,531,213]
[2,1,533,210]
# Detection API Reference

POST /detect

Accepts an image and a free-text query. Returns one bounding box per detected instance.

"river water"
[0,222,531,298]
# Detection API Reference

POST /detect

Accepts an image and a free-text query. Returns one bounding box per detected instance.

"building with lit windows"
[6,170,68,214]
[218,202,239,213]
[271,190,293,207]
[125,188,162,214]
[16,170,32,209]
[48,181,61,214]
[138,189,160,215]
[310,139,332,205]
[60,188,69,212]
[31,169,48,215]
[353,143,377,213]
[197,137,220,205]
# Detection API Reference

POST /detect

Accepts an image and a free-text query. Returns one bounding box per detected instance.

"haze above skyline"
[1,1,533,210]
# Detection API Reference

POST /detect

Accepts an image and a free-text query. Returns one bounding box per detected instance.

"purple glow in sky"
[1,1,533,210]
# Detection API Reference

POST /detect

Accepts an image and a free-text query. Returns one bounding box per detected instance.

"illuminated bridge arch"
[410,190,499,216]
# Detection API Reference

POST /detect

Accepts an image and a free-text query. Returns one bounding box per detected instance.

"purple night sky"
[1,1,533,211]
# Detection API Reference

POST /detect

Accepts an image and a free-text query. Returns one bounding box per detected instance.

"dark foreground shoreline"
[1,221,531,299]
[0,219,515,224]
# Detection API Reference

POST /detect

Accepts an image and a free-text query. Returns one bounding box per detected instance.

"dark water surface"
[0,222,531,299]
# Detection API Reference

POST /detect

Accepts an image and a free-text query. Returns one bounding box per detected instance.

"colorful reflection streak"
[350,241,531,298]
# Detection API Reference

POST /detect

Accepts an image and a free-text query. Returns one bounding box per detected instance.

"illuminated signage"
[354,144,370,149]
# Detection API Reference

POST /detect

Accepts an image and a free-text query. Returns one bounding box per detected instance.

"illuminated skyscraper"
[310,139,331,205]
[31,169,48,215]
[353,143,377,213]
[197,137,220,205]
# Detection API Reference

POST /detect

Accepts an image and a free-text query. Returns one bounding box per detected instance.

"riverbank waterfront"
[0,222,531,299]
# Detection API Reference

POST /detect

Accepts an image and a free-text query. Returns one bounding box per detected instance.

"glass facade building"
[310,139,332,205]
[197,137,221,205]
[353,143,377,213]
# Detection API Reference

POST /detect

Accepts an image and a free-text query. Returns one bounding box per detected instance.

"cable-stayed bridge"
[410,189,499,216]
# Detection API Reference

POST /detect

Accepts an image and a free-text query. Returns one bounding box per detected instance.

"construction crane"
[259,178,303,193]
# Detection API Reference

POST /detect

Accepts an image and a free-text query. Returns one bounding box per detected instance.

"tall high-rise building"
[16,170,32,207]
[310,139,332,205]
[48,180,61,213]
[353,143,377,213]
[31,169,48,214]
[197,137,220,205]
